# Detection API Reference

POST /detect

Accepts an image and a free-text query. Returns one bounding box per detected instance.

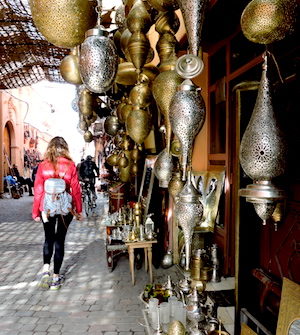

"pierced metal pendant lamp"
[79,0,119,94]
[239,53,287,226]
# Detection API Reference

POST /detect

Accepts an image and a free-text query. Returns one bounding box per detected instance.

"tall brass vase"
[169,80,206,181]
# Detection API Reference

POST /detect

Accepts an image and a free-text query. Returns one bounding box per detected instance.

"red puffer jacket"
[32,157,82,219]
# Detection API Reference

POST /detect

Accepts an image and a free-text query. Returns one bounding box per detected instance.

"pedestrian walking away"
[32,136,83,290]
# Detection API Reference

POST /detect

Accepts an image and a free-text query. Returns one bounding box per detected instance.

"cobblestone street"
[0,193,179,335]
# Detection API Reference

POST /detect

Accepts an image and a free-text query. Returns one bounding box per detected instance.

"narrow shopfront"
[0,0,299,334]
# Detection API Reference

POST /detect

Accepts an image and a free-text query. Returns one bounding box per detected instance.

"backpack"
[43,178,72,217]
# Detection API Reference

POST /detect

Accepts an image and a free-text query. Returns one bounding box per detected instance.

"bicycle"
[81,179,97,217]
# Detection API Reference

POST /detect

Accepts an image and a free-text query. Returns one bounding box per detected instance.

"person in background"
[76,158,84,180]
[32,136,82,290]
[31,160,40,184]
[12,164,33,196]
[79,155,99,201]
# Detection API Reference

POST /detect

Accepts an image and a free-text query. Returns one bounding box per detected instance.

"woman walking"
[32,136,82,290]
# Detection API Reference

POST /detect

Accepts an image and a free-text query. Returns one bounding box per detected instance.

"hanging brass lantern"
[83,130,94,142]
[106,152,119,166]
[29,0,97,48]
[116,62,159,86]
[168,170,185,200]
[127,31,150,74]
[153,69,184,153]
[153,148,173,188]
[118,152,129,168]
[129,76,152,108]
[169,79,206,181]
[241,0,297,44]
[79,2,119,94]
[119,150,132,182]
[239,54,287,225]
[79,89,94,118]
[104,115,120,137]
[126,105,152,144]
[175,171,203,272]
[126,0,152,34]
[60,47,82,85]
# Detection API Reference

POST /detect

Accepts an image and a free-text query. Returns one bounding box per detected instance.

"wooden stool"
[125,240,157,285]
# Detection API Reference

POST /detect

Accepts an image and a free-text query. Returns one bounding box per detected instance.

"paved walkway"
[0,192,180,335]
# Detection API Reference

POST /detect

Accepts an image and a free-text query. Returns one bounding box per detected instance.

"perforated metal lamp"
[239,53,286,227]
[79,0,119,94]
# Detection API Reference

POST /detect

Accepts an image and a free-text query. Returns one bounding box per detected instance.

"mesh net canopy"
[0,0,70,89]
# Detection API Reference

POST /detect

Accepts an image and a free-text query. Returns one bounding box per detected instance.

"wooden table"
[125,240,157,285]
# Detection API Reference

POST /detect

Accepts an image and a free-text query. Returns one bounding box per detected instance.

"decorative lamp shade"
[241,0,297,44]
[154,148,173,188]
[239,54,286,225]
[79,27,119,94]
[175,171,203,271]
[169,79,206,181]
[29,0,97,48]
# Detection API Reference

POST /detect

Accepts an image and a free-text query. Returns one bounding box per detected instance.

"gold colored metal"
[83,130,93,143]
[241,0,297,44]
[128,32,150,73]
[147,0,179,12]
[120,28,133,62]
[168,170,184,200]
[104,115,120,136]
[126,105,152,144]
[131,162,138,176]
[156,33,178,71]
[170,138,182,157]
[79,89,94,117]
[167,320,186,335]
[121,102,133,123]
[106,152,119,166]
[119,150,132,182]
[241,324,258,335]
[118,152,129,168]
[29,0,97,48]
[116,98,127,123]
[79,120,88,132]
[60,47,82,85]
[276,278,300,335]
[126,0,152,33]
[116,62,159,85]
[129,77,152,108]
[152,70,184,153]
[155,11,180,35]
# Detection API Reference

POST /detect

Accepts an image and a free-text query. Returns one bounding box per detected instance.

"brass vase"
[241,0,297,44]
[239,54,287,225]
[79,26,119,93]
[29,0,97,48]
[175,171,203,272]
[152,69,184,153]
[153,148,173,188]
[60,47,82,85]
[126,105,152,144]
[169,79,206,181]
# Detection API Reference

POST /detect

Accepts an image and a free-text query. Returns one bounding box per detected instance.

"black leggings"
[42,213,73,274]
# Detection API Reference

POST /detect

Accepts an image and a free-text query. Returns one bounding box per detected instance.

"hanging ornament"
[83,130,94,142]
[79,0,119,94]
[29,0,97,48]
[239,53,287,225]
[169,80,206,181]
[175,171,203,272]
[153,148,173,188]
[60,47,82,85]
[175,0,208,79]
[241,0,297,44]
[126,105,152,144]
[104,115,120,137]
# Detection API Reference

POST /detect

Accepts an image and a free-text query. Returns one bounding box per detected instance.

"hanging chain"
[96,0,103,26]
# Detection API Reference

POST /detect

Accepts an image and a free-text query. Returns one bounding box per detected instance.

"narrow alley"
[0,192,179,335]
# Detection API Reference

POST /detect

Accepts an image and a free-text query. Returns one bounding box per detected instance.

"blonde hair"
[44,136,72,165]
